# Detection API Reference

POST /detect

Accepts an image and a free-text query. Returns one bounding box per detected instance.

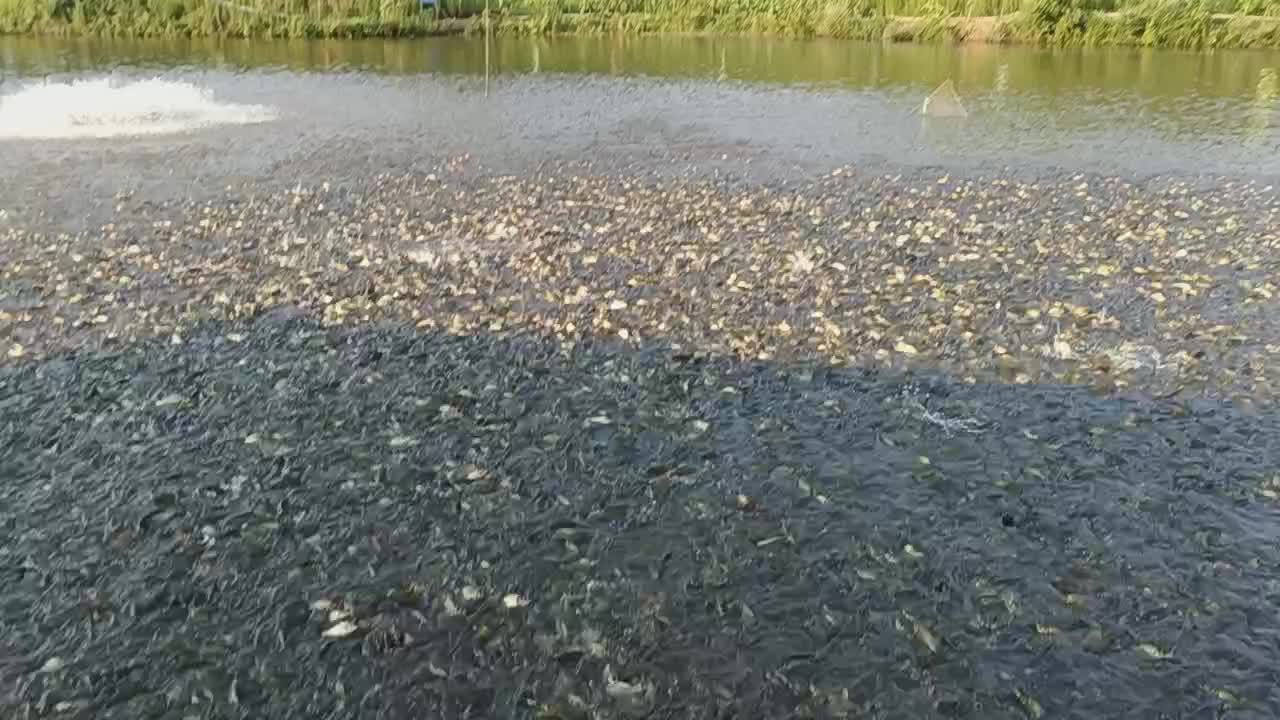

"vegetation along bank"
[1,0,1279,49]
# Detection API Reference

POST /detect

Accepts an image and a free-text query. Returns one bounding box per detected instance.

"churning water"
[0,78,275,139]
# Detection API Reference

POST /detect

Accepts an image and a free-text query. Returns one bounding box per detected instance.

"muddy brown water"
[2,33,1280,720]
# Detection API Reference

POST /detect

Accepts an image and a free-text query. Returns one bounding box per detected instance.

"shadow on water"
[2,315,1279,718]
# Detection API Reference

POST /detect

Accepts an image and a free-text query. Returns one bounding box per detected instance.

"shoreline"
[2,8,1279,51]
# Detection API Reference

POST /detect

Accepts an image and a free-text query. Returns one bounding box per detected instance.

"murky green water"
[3,34,1279,101]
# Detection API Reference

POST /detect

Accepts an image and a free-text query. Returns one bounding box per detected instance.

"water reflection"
[1249,67,1277,141]
[5,35,1280,102]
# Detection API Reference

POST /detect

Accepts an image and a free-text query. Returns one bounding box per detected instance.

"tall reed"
[2,0,1279,46]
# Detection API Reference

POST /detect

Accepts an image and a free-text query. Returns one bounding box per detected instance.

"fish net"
[922,78,967,118]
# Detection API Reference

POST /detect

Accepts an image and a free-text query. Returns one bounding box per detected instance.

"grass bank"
[2,0,1279,50]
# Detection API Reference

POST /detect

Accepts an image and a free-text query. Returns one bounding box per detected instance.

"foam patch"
[0,78,276,139]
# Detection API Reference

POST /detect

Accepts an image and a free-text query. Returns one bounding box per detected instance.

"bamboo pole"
[484,0,490,97]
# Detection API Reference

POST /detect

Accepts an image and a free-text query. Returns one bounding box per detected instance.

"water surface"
[2,35,1278,180]
[4,33,1280,720]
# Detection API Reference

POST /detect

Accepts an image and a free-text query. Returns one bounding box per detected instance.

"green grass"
[1009,0,1277,47]
[2,0,1279,46]
[0,0,454,36]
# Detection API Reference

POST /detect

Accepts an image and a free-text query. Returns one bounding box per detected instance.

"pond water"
[1,34,1279,179]
[4,32,1280,720]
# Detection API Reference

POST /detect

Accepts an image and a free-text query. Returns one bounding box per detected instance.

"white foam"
[0,78,276,140]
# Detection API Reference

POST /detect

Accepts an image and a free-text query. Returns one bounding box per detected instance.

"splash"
[0,78,276,140]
